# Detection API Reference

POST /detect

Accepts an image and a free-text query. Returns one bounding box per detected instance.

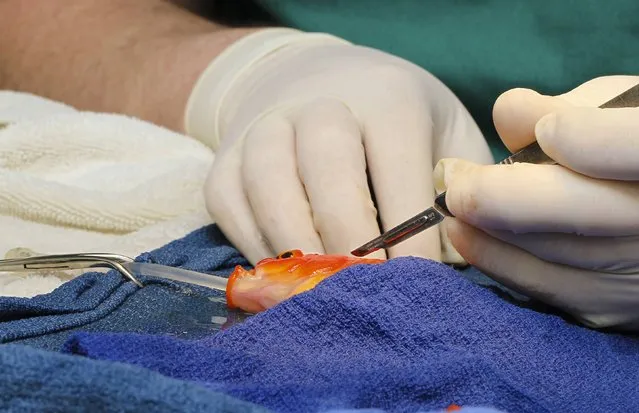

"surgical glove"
[185,28,493,264]
[435,75,639,331]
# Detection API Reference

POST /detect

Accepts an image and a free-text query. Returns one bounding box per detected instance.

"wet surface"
[9,278,253,351]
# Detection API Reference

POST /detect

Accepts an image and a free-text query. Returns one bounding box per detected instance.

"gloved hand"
[435,75,639,331]
[185,28,493,264]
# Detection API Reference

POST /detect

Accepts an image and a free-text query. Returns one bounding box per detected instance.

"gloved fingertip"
[493,87,571,153]
[433,158,451,194]
[433,158,478,194]
[534,112,557,144]
[441,218,472,262]
[445,218,493,270]
[442,218,459,238]
[439,219,468,266]
[492,88,541,146]
[493,87,541,112]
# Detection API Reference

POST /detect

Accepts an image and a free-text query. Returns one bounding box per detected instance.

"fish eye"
[277,251,295,259]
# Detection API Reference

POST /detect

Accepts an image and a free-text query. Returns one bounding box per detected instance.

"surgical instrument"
[351,83,639,257]
[0,252,229,291]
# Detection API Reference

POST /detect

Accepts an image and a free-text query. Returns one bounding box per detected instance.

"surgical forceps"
[351,83,639,257]
[0,252,229,291]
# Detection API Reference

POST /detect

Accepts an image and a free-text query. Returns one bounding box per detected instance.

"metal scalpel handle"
[432,139,558,215]
[351,83,639,256]
[434,82,639,215]
[351,137,560,256]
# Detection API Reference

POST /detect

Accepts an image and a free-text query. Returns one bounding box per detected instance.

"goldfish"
[226,249,384,313]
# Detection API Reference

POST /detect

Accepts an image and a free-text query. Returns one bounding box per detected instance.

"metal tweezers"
[351,83,639,257]
[0,252,230,291]
[0,253,145,287]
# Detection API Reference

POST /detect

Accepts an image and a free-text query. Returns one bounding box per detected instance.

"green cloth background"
[257,0,638,160]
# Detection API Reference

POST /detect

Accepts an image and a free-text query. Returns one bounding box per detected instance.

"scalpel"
[351,83,639,257]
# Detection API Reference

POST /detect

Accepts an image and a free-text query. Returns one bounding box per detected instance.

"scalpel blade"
[350,207,445,257]
[351,83,639,257]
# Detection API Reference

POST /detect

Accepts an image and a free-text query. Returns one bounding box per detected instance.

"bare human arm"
[0,0,262,132]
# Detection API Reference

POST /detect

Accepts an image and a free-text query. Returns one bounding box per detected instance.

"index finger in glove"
[492,75,639,153]
[293,98,386,259]
[492,88,572,153]
[361,91,444,260]
[204,144,275,264]
[436,158,639,236]
[535,107,639,180]
[242,114,326,256]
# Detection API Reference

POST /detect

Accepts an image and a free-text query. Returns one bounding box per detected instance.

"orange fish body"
[226,249,384,313]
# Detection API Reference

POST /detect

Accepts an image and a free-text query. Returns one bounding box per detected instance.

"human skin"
[0,0,261,132]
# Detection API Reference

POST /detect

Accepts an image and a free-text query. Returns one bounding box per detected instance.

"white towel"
[0,91,216,297]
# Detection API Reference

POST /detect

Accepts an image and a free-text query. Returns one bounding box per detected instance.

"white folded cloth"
[0,91,215,297]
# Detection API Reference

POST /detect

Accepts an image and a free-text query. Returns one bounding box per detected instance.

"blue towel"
[0,223,507,413]
[0,225,250,350]
[0,343,273,413]
[0,223,516,412]
[0,345,499,413]
[61,256,639,413]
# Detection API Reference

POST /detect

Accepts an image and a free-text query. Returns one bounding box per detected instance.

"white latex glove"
[435,75,639,331]
[185,28,493,265]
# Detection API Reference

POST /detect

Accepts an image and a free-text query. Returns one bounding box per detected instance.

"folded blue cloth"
[0,344,499,413]
[325,409,502,413]
[322,407,505,413]
[0,343,273,413]
[61,256,639,413]
[0,225,277,412]
[0,223,510,412]
[0,225,250,350]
